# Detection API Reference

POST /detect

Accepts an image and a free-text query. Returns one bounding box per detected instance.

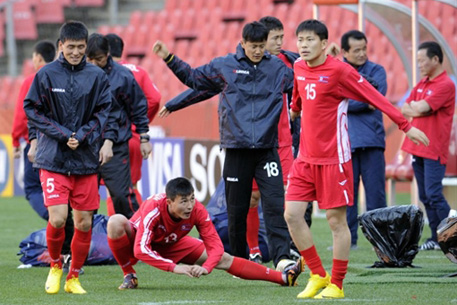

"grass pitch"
[0,196,455,305]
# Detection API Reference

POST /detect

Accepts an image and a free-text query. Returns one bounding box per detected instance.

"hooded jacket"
[165,44,294,149]
[24,53,112,175]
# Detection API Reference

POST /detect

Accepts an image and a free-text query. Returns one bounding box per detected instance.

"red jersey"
[119,60,161,124]
[292,56,411,165]
[11,73,35,147]
[130,193,224,273]
[276,52,293,148]
[401,71,455,164]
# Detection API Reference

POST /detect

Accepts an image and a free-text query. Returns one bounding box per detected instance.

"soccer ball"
[275,259,296,272]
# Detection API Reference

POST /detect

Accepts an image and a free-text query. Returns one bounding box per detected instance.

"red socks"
[331,259,348,289]
[226,257,284,285]
[46,222,65,268]
[107,234,136,275]
[134,189,143,206]
[300,246,326,278]
[67,228,91,280]
[106,197,115,216]
[246,207,260,254]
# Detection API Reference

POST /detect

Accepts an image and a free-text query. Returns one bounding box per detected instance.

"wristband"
[164,53,174,64]
[140,134,150,142]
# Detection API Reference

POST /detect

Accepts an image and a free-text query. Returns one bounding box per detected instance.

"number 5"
[46,178,55,193]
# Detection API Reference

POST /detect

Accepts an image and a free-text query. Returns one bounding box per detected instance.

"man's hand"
[99,139,114,166]
[13,146,21,159]
[152,41,170,59]
[290,109,300,122]
[158,106,171,118]
[189,265,209,278]
[326,42,341,57]
[67,133,79,150]
[27,139,37,162]
[173,265,194,278]
[406,126,429,146]
[140,142,152,159]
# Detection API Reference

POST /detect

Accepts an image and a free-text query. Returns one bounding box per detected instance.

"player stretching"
[284,20,429,299]
[107,177,303,289]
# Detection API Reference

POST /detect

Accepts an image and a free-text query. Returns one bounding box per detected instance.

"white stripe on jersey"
[336,99,351,164]
[140,207,174,264]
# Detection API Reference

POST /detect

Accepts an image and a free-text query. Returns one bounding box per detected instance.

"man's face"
[241,40,266,63]
[417,48,438,78]
[167,193,196,220]
[87,52,109,68]
[343,37,367,67]
[265,28,284,55]
[296,31,327,63]
[60,39,86,66]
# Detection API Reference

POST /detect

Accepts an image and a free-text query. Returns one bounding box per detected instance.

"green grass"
[0,196,456,305]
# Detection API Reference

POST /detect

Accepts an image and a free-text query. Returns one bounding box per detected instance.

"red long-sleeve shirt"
[131,193,224,273]
[11,73,35,147]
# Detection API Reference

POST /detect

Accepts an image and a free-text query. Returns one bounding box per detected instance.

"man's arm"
[348,65,387,113]
[401,99,432,118]
[139,71,161,122]
[23,75,75,143]
[153,41,224,93]
[159,89,219,118]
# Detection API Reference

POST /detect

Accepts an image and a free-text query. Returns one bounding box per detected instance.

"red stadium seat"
[35,0,65,24]
[0,76,14,108]
[12,0,38,40]
[21,59,35,76]
[74,0,104,7]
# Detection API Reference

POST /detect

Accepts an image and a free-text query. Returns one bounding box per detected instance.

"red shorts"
[40,169,100,211]
[252,146,293,191]
[129,132,142,185]
[285,159,354,209]
[145,236,205,264]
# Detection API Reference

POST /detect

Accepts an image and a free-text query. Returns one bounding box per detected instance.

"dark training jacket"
[345,59,388,150]
[165,44,294,149]
[102,56,149,144]
[24,54,112,175]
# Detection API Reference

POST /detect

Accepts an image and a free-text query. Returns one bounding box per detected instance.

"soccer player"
[401,41,455,251]
[284,20,429,299]
[105,33,161,209]
[107,177,303,289]
[153,21,294,268]
[340,30,388,249]
[86,33,152,218]
[24,21,112,294]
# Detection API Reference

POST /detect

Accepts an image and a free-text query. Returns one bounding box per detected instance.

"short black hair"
[341,30,367,52]
[105,33,124,58]
[86,33,110,58]
[242,21,268,43]
[33,40,56,63]
[295,19,328,41]
[418,41,443,64]
[259,16,283,32]
[59,21,88,43]
[166,177,194,201]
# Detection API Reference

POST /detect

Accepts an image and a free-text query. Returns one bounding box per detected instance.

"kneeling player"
[107,177,303,289]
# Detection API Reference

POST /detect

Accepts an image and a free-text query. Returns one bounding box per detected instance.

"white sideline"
[139,301,228,305]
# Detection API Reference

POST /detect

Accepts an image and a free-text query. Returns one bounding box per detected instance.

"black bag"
[437,217,457,264]
[359,205,424,267]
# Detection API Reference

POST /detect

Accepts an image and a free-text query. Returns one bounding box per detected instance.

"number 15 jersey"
[291,55,411,165]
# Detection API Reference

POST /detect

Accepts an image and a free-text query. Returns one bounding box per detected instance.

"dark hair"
[242,21,268,43]
[55,38,60,50]
[295,19,328,41]
[259,16,283,32]
[166,177,194,201]
[86,33,110,58]
[59,21,88,43]
[418,41,443,64]
[33,40,56,63]
[341,30,367,52]
[105,33,124,58]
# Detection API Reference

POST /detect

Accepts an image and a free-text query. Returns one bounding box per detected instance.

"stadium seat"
[74,0,104,7]
[34,0,65,24]
[21,59,35,76]
[0,76,14,108]
[12,1,38,40]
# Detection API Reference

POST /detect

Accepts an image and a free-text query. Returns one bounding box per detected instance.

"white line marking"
[139,301,228,305]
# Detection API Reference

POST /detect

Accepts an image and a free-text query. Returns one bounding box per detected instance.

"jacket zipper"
[251,65,256,148]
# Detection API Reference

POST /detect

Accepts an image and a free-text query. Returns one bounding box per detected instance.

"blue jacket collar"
[58,53,86,71]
